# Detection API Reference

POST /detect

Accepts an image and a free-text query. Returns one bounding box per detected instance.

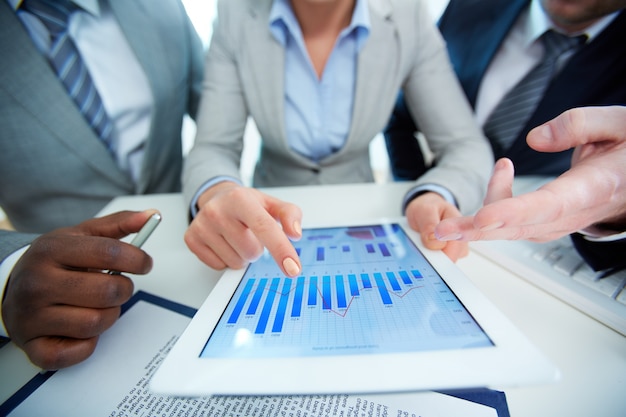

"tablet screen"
[200,224,493,358]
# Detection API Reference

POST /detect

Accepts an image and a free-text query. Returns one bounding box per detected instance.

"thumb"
[75,209,161,240]
[527,106,626,153]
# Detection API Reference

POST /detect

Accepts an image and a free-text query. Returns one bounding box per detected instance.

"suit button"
[312,168,320,174]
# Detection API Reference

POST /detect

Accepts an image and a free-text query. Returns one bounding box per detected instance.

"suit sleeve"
[400,0,494,214]
[571,233,626,272]
[182,0,249,208]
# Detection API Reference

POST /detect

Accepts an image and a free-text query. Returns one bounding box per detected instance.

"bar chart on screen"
[200,224,493,359]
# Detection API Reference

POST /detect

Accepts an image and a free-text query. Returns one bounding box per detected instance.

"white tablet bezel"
[150,218,558,396]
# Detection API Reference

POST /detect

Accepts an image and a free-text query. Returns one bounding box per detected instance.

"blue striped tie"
[483,30,586,154]
[21,0,115,151]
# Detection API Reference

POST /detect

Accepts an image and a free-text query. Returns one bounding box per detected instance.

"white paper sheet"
[8,296,498,417]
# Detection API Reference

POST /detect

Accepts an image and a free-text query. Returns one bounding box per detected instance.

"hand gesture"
[435,106,626,242]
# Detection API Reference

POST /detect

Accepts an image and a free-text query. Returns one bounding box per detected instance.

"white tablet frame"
[150,218,559,396]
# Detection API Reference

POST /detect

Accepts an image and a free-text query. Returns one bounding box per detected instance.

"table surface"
[1,182,624,417]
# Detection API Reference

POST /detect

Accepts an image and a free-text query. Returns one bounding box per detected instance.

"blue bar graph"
[291,277,305,317]
[412,270,423,279]
[228,278,256,324]
[317,247,325,261]
[255,278,280,334]
[348,274,359,296]
[342,245,350,252]
[228,271,425,334]
[366,244,375,254]
[386,271,402,291]
[374,273,392,305]
[308,276,318,306]
[247,278,268,315]
[336,275,347,308]
[322,276,332,310]
[272,279,292,333]
[399,270,412,285]
[378,243,391,257]
[361,273,372,289]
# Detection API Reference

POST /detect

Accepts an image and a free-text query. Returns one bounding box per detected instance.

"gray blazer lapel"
[242,0,288,150]
[335,0,399,158]
[0,3,129,187]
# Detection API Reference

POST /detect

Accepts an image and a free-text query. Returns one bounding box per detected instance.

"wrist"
[197,181,240,209]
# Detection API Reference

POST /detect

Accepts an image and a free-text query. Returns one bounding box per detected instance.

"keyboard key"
[573,270,626,298]
[531,243,560,261]
[553,252,585,276]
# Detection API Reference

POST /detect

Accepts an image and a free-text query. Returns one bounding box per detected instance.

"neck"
[551,17,598,34]
[290,0,356,37]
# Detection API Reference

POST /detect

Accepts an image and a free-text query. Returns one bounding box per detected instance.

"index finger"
[234,197,302,277]
[472,188,565,234]
[32,233,154,275]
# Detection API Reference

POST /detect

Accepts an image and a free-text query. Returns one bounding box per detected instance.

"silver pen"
[108,212,162,275]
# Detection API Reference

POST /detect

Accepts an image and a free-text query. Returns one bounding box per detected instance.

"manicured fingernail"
[283,257,300,276]
[479,221,504,232]
[436,232,462,241]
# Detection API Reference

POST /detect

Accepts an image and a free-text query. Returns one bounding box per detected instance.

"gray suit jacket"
[183,0,493,214]
[0,0,204,235]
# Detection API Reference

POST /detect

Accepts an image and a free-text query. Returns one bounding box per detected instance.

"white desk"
[1,182,625,416]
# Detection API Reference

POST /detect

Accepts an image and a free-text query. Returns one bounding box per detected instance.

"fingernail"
[283,257,300,276]
[535,125,553,143]
[435,232,462,241]
[479,221,504,232]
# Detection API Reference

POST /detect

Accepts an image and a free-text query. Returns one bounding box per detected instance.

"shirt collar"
[269,0,370,49]
[526,0,618,45]
[8,0,100,16]
[74,0,100,16]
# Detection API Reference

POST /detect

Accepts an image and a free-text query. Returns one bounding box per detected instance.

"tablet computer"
[150,219,558,396]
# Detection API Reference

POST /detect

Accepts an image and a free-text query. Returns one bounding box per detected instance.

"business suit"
[0,0,204,234]
[385,0,626,178]
[183,0,493,215]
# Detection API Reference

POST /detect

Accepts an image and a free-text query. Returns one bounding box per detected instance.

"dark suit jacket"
[0,0,204,234]
[571,233,626,272]
[385,0,626,177]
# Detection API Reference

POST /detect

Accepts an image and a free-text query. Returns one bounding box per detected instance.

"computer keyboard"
[471,237,626,336]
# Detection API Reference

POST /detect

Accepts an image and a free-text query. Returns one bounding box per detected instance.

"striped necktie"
[20,0,115,151]
[483,30,586,154]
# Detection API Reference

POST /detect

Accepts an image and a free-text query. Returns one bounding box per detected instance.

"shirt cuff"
[577,227,626,243]
[401,184,458,214]
[189,176,243,218]
[0,245,30,338]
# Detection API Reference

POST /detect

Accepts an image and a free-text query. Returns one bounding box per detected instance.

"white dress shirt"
[9,0,153,183]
